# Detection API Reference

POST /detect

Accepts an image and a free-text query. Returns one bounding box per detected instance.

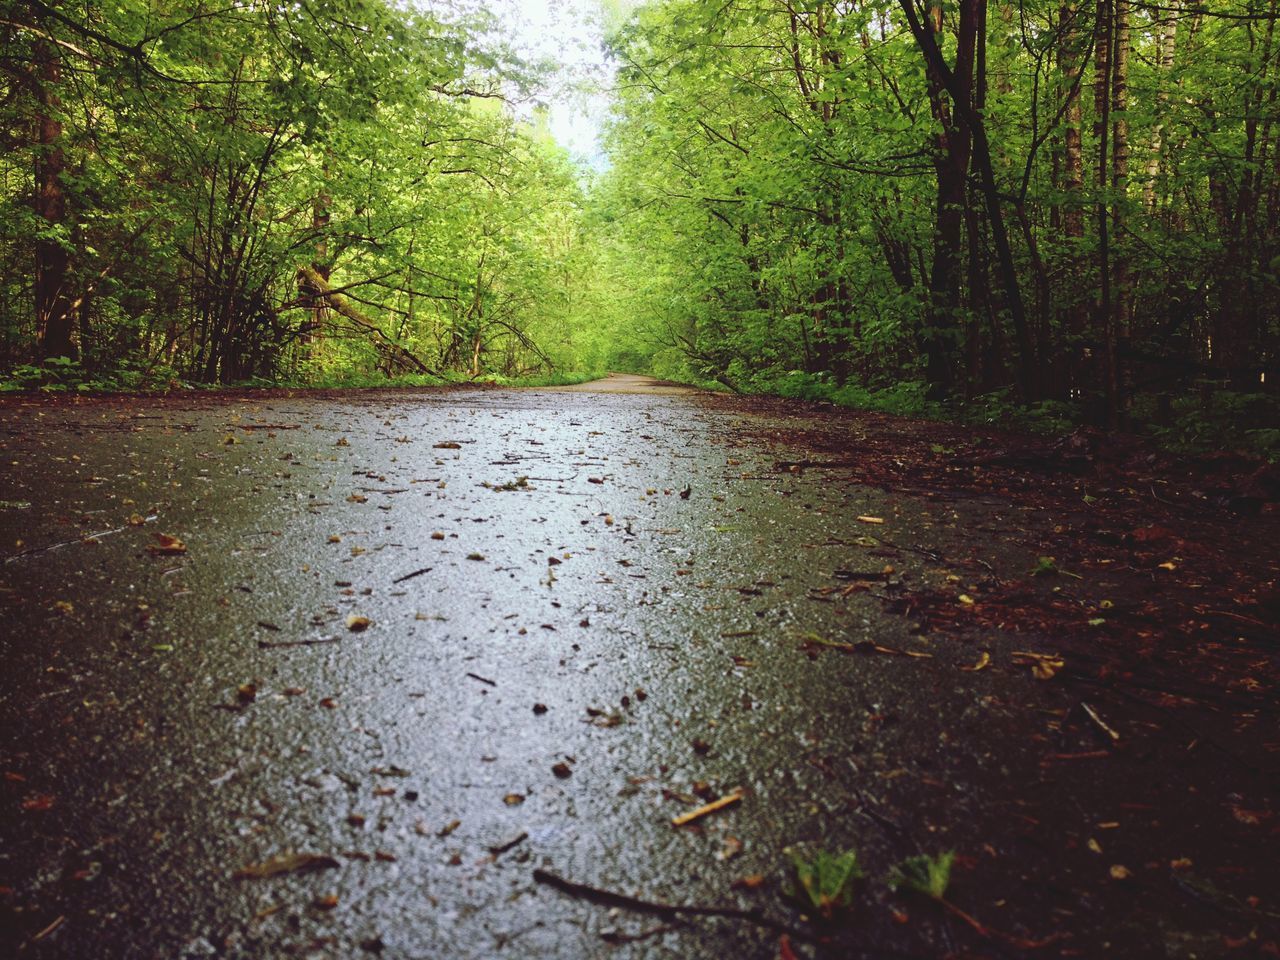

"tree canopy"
[2,0,1277,447]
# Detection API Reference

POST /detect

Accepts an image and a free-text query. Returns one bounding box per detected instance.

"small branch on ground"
[532,868,806,939]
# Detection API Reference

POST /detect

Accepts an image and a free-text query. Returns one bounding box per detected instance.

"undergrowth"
[735,370,1280,461]
[0,356,183,393]
[0,361,608,395]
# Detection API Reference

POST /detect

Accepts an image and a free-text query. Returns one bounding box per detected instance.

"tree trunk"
[33,40,74,359]
[1093,0,1116,424]
[920,0,976,399]
[306,157,332,348]
[297,266,437,376]
[1143,1,1178,209]
[1060,2,1087,399]
[1110,0,1131,424]
[899,0,1036,400]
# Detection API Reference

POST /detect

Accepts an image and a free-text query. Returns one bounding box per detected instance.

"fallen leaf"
[717,836,744,861]
[1012,651,1064,680]
[1032,659,1063,680]
[433,441,461,449]
[1109,864,1131,880]
[961,651,991,672]
[1231,805,1270,826]
[856,515,885,524]
[587,707,623,727]
[234,852,340,879]
[148,534,187,556]
[346,615,371,632]
[503,793,525,806]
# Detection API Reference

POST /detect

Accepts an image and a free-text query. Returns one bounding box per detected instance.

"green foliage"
[0,356,182,393]
[3,0,1278,456]
[1139,389,1280,460]
[282,372,447,390]
[574,0,1279,449]
[786,846,864,919]
[953,393,1079,436]
[1032,557,1061,577]
[1,0,602,386]
[467,370,609,388]
[888,851,956,901]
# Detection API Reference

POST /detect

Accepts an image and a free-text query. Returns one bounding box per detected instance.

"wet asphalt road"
[0,378,1270,959]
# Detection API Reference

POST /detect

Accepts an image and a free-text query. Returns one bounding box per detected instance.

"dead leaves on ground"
[1012,650,1065,681]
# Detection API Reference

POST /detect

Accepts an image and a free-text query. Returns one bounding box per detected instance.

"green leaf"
[1032,556,1059,577]
[787,846,863,918]
[888,851,955,900]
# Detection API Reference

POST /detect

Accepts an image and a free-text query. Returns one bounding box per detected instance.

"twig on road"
[671,788,743,827]
[532,868,806,939]
[392,567,433,584]
[4,516,158,564]
[257,637,339,649]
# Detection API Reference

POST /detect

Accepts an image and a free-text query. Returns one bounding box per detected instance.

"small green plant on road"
[786,846,863,919]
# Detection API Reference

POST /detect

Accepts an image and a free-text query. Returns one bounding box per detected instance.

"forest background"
[3,0,1278,455]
